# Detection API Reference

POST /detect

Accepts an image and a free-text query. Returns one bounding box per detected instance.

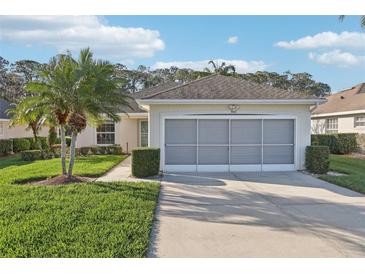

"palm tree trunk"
[67,131,77,178]
[30,124,42,151]
[60,126,67,175]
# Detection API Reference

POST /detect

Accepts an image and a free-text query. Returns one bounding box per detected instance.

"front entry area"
[163,117,295,172]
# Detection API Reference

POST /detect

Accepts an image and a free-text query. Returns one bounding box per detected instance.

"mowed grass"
[0,154,126,185]
[0,181,160,257]
[319,154,365,194]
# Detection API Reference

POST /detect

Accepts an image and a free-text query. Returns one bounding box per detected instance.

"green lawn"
[319,154,365,194]
[0,154,126,185]
[0,181,160,257]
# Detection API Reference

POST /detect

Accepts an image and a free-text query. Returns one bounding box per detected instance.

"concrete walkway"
[149,171,365,257]
[97,156,160,182]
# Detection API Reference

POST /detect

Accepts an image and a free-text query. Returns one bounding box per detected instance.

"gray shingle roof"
[133,81,181,99]
[118,97,146,113]
[138,74,320,100]
[0,99,11,119]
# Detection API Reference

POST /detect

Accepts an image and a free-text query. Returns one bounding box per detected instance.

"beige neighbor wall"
[311,114,365,153]
[148,104,312,170]
[311,115,365,134]
[0,120,48,140]
[76,115,147,154]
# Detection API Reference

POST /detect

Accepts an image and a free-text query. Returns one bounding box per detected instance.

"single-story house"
[311,83,365,134]
[78,74,324,172]
[0,99,48,140]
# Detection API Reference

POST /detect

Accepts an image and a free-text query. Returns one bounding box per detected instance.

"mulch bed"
[29,175,94,185]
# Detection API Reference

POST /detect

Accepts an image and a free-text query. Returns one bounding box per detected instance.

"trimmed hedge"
[107,145,123,155]
[305,145,330,174]
[21,150,42,161]
[131,147,160,178]
[23,137,49,150]
[311,133,358,154]
[0,139,12,155]
[78,145,123,156]
[12,138,31,152]
[48,127,58,146]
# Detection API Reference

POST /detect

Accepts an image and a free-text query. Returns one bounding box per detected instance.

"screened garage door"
[164,118,295,172]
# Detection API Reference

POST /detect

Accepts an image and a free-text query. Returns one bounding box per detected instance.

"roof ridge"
[141,73,217,99]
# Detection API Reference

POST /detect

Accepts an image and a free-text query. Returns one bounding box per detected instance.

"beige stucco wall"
[311,114,365,134]
[0,120,48,139]
[148,104,312,170]
[76,115,148,154]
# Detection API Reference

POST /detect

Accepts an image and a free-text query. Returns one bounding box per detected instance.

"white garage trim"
[160,114,297,172]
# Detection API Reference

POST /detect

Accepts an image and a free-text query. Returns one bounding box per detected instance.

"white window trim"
[139,120,148,147]
[95,121,116,146]
[160,114,297,172]
[325,118,338,133]
[354,116,365,128]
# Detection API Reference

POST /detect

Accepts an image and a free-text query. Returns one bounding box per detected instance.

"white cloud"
[275,31,365,50]
[227,36,238,44]
[152,59,269,73]
[0,16,165,60]
[308,50,365,67]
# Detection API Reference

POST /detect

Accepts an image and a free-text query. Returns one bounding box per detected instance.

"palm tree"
[8,99,46,150]
[339,15,365,28]
[25,48,129,180]
[26,53,75,174]
[205,60,236,74]
[65,48,129,178]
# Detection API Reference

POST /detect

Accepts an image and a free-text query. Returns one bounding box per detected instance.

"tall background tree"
[205,60,236,74]
[339,15,365,28]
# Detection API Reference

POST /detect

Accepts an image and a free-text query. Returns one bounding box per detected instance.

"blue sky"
[0,15,364,92]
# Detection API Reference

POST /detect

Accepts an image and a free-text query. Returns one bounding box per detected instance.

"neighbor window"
[354,116,365,127]
[96,121,115,145]
[0,122,4,136]
[325,118,338,133]
[140,120,148,147]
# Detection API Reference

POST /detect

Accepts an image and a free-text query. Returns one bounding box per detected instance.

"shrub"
[21,150,42,161]
[0,139,12,155]
[48,127,58,146]
[131,147,160,178]
[311,133,358,154]
[79,147,92,156]
[305,145,330,174]
[337,133,358,154]
[39,137,49,150]
[51,145,61,158]
[25,137,48,150]
[107,145,123,155]
[12,138,31,152]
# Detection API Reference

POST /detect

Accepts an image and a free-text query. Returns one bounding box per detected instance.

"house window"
[325,118,338,133]
[0,122,4,136]
[96,121,115,145]
[140,120,148,147]
[354,116,365,127]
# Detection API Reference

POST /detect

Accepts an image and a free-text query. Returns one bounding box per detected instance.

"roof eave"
[312,109,365,118]
[137,98,326,105]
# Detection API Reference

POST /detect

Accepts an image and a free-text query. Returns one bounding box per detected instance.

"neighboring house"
[0,99,48,139]
[311,83,365,134]
[77,74,324,172]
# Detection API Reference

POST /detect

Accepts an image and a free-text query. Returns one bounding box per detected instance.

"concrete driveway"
[148,172,365,257]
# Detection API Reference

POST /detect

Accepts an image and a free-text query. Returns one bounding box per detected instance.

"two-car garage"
[163,117,295,172]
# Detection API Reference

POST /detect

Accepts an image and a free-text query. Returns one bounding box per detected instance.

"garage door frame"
[161,114,297,172]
